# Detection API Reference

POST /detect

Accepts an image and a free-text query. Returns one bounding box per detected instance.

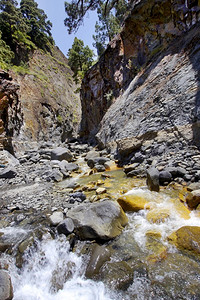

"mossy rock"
[168,226,200,256]
[117,195,151,212]
[146,208,170,224]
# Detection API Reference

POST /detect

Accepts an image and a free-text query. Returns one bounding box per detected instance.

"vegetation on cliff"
[64,0,132,56]
[0,0,54,69]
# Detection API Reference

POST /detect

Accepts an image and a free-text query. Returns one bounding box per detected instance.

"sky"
[18,0,98,56]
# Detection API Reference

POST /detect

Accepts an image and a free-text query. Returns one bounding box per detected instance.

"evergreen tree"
[93,0,130,56]
[0,0,27,48]
[20,0,54,51]
[0,30,14,69]
[67,37,94,82]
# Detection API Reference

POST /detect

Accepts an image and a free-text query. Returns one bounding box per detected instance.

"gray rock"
[87,157,109,168]
[50,169,63,182]
[94,164,106,172]
[85,150,100,161]
[59,161,79,172]
[159,171,172,184]
[131,152,145,163]
[51,147,73,162]
[146,167,160,192]
[67,200,128,241]
[69,192,86,201]
[57,218,74,236]
[0,270,13,300]
[49,211,64,226]
[0,167,17,179]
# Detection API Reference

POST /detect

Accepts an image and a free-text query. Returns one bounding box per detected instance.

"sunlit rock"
[117,195,151,212]
[67,200,128,241]
[168,226,200,256]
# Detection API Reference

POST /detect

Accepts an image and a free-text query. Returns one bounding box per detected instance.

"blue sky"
[18,0,98,56]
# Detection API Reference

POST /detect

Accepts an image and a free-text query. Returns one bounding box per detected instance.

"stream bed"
[1,155,200,299]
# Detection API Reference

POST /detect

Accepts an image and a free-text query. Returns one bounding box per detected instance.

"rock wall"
[80,0,200,152]
[0,69,22,153]
[10,46,81,152]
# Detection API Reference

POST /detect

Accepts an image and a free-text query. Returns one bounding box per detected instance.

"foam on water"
[125,187,200,249]
[10,235,115,300]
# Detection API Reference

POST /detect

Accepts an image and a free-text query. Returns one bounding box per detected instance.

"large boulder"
[168,226,200,256]
[51,147,73,162]
[67,200,128,241]
[186,190,200,209]
[146,167,160,192]
[0,270,13,300]
[117,195,151,212]
[0,167,17,179]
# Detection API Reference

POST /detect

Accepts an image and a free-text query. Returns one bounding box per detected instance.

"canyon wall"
[80,0,200,161]
[0,46,81,152]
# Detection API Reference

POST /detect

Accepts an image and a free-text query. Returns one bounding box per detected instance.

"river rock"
[117,195,151,212]
[0,270,13,300]
[168,226,200,256]
[186,190,200,209]
[57,218,74,236]
[94,164,106,172]
[146,167,160,192]
[67,200,128,241]
[146,208,170,224]
[187,182,200,192]
[98,261,133,291]
[85,244,111,278]
[159,171,172,184]
[59,161,79,172]
[0,167,17,179]
[51,147,73,162]
[50,169,63,182]
[49,211,64,226]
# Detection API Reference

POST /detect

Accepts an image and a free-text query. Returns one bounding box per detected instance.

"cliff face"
[10,46,81,151]
[0,69,22,153]
[80,0,200,152]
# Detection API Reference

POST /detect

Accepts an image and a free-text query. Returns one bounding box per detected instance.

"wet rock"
[94,164,106,172]
[146,208,170,224]
[85,150,100,161]
[168,226,200,256]
[96,187,106,195]
[104,160,117,170]
[49,211,64,226]
[57,218,74,236]
[146,167,160,192]
[0,270,13,300]
[85,244,111,278]
[98,261,133,291]
[67,200,128,241]
[187,182,200,192]
[0,167,17,179]
[0,243,11,253]
[124,163,140,174]
[51,147,73,162]
[186,190,200,209]
[117,195,151,212]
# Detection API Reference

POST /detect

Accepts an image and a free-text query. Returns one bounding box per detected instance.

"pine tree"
[67,37,94,82]
[20,0,54,51]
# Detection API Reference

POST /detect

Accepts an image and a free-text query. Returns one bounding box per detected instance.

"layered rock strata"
[80,0,200,163]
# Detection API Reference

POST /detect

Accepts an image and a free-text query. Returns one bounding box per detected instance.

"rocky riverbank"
[1,141,200,299]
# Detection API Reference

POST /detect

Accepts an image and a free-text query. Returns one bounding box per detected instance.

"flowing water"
[1,168,200,299]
